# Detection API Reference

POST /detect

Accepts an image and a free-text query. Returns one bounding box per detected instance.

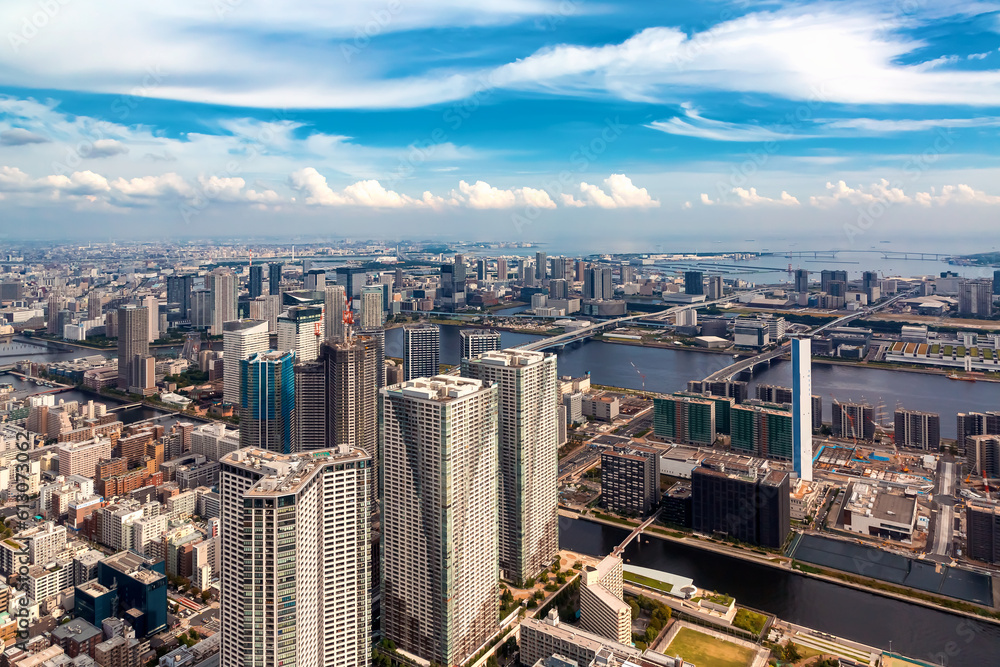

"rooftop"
[222,446,370,496]
[469,348,547,367]
[387,375,485,402]
[102,551,165,585]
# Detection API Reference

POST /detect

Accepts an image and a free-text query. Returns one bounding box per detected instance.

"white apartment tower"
[208,269,238,336]
[276,306,323,362]
[324,285,347,342]
[359,286,384,330]
[222,319,269,406]
[461,349,559,584]
[402,323,440,381]
[459,329,502,361]
[792,336,813,482]
[220,446,372,667]
[380,376,499,665]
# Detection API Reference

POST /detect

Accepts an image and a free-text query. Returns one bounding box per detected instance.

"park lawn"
[666,627,754,667]
[623,571,673,594]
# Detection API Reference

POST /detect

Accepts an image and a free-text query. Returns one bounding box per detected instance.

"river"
[386,325,1000,437]
[560,517,1000,666]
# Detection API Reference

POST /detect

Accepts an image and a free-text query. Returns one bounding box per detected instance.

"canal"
[560,517,1000,666]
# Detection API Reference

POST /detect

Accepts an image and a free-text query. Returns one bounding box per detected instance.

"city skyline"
[2,2,1000,243]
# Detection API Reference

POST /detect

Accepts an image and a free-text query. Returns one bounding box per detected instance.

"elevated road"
[515,290,764,353]
[704,288,918,382]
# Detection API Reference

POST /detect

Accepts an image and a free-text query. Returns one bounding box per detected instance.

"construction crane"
[343,298,355,343]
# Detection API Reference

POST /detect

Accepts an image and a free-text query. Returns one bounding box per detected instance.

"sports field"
[666,627,755,667]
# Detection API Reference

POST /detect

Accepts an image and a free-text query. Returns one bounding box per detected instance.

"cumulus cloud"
[809,179,911,207]
[289,168,426,208]
[699,187,799,207]
[570,174,660,209]
[0,128,49,146]
[915,184,1000,206]
[451,180,556,210]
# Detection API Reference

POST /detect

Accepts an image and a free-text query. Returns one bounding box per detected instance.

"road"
[704,288,919,382]
[516,290,765,353]
[929,459,958,559]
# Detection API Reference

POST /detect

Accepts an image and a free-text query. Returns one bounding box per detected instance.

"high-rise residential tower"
[248,264,264,298]
[324,285,347,342]
[117,305,149,392]
[277,306,323,362]
[359,285,384,330]
[380,376,499,665]
[167,275,193,318]
[459,329,501,361]
[461,349,559,584]
[268,262,282,296]
[208,269,238,336]
[239,350,295,454]
[402,323,440,381]
[219,446,371,667]
[792,336,813,482]
[222,319,269,406]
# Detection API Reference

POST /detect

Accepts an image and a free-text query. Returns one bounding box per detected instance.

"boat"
[948,374,977,382]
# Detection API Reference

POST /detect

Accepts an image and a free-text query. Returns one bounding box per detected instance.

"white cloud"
[968,52,991,60]
[84,139,129,159]
[3,4,1000,109]
[648,105,799,142]
[809,179,912,207]
[110,173,195,199]
[573,174,660,209]
[817,117,1000,132]
[699,187,799,207]
[0,128,49,145]
[914,184,1000,206]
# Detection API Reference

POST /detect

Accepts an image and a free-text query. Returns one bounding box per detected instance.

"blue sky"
[2,0,1000,249]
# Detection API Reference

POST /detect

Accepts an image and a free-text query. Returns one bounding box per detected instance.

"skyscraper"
[304,269,326,291]
[476,258,487,281]
[324,337,379,462]
[209,269,237,336]
[268,262,282,297]
[496,258,508,281]
[462,349,559,584]
[459,329,501,360]
[87,291,103,321]
[535,251,547,281]
[117,305,149,392]
[293,360,327,452]
[820,269,847,293]
[248,264,264,298]
[249,295,280,332]
[380,376,499,665]
[220,446,371,667]
[167,275,194,318]
[46,295,61,334]
[403,323,440,380]
[190,289,213,329]
[359,285,384,330]
[324,284,347,342]
[239,350,295,454]
[222,320,269,406]
[142,295,159,342]
[684,271,704,295]
[277,306,323,362]
[707,275,724,300]
[959,278,994,317]
[792,336,813,482]
[794,269,810,293]
[583,266,612,300]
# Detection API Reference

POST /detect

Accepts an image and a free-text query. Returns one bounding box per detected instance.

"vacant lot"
[666,627,754,667]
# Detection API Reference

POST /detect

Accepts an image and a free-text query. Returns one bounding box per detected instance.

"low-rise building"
[841,482,918,540]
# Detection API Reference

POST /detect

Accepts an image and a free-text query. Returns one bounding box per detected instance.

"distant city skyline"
[2,2,1000,241]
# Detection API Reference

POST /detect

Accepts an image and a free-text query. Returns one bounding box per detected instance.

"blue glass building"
[239,350,296,454]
